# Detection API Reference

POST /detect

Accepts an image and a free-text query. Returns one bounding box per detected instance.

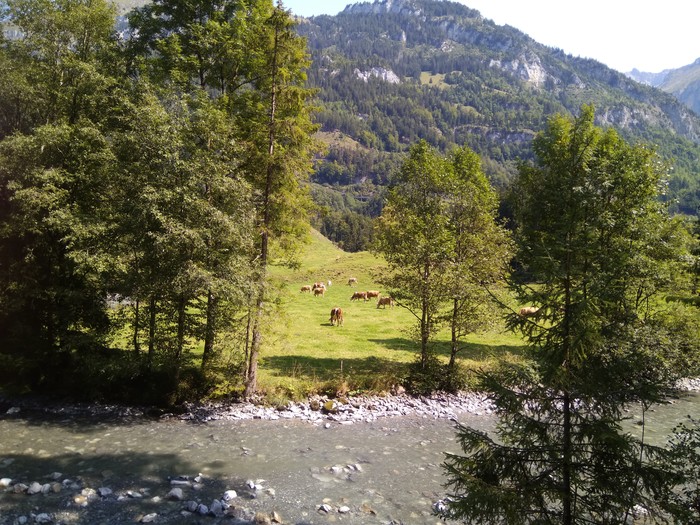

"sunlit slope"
[261,230,524,395]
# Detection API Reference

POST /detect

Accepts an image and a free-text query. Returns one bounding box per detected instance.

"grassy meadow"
[258,229,527,398]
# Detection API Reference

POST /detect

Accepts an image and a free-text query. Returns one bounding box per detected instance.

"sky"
[281,0,700,73]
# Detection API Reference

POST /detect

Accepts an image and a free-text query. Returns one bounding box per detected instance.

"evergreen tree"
[439,106,695,524]
[239,3,318,395]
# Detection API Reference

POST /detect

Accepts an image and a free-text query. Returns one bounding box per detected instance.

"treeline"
[0,0,316,404]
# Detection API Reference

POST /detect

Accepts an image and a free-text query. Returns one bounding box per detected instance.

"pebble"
[166,487,183,500]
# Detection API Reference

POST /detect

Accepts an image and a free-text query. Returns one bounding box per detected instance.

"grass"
[258,229,527,397]
[419,71,450,89]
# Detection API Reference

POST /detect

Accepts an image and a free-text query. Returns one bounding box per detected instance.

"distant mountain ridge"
[297,0,700,216]
[627,58,700,116]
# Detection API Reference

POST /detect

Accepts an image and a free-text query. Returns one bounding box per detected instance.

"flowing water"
[0,392,697,525]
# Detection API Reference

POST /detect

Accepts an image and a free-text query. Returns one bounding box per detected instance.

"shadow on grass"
[263,338,528,384]
[432,340,529,362]
[368,336,528,362]
[263,355,401,383]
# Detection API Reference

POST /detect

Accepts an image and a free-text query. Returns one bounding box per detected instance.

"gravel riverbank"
[2,375,699,425]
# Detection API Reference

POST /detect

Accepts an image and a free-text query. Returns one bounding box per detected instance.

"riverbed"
[0,390,698,525]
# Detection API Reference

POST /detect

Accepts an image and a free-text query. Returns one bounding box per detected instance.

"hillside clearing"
[259,230,526,398]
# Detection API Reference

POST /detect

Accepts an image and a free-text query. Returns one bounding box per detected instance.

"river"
[0,391,698,525]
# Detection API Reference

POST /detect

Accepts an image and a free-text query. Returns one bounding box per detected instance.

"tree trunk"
[132,299,140,355]
[201,290,217,370]
[449,297,459,369]
[562,390,572,525]
[246,300,263,397]
[176,294,186,363]
[148,295,156,369]
[245,16,280,397]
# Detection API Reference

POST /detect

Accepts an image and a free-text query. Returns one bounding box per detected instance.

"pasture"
[260,229,526,398]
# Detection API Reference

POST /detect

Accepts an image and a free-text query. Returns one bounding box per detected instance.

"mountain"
[628,58,700,116]
[295,0,700,231]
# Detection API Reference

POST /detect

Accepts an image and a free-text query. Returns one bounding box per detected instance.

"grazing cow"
[312,282,325,290]
[314,286,326,297]
[347,277,358,286]
[377,296,394,309]
[519,306,540,318]
[351,291,368,301]
[300,285,312,293]
[330,307,344,326]
[366,290,381,299]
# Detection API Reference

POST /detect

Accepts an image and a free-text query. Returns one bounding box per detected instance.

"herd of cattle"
[300,277,539,327]
[298,277,395,327]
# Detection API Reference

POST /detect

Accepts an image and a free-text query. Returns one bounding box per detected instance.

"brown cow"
[377,296,394,309]
[519,306,540,318]
[347,277,358,286]
[312,282,325,290]
[351,291,368,301]
[366,290,381,299]
[300,285,312,293]
[330,307,343,326]
[314,286,326,297]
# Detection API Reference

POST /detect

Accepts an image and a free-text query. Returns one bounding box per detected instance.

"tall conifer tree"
[439,106,693,524]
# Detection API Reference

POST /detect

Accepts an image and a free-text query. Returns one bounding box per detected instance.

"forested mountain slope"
[297,0,700,239]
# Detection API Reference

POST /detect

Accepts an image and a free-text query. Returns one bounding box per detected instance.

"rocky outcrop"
[353,67,401,84]
[489,51,553,87]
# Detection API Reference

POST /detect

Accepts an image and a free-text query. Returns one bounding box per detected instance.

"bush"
[403,355,468,395]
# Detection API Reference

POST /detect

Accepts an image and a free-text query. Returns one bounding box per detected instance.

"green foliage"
[376,140,512,379]
[0,0,318,403]
[404,354,469,395]
[440,107,699,524]
[661,417,700,524]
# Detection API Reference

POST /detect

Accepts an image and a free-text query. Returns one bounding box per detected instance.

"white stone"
[222,489,237,501]
[97,487,112,497]
[27,482,42,495]
[34,513,52,524]
[167,487,183,501]
[0,477,12,488]
[338,505,350,513]
[140,513,158,523]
